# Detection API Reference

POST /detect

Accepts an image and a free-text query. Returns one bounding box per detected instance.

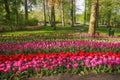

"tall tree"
[106,2,112,27]
[70,0,74,27]
[84,0,87,25]
[14,0,19,25]
[61,0,65,27]
[43,0,47,26]
[85,0,91,23]
[46,0,51,24]
[88,0,99,35]
[96,1,99,28]
[50,0,56,29]
[25,0,28,23]
[4,0,10,20]
[73,0,76,24]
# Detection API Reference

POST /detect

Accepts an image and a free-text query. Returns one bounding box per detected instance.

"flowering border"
[0,51,120,79]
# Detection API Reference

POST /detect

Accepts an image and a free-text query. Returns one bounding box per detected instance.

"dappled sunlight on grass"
[1,30,54,35]
[0,26,120,36]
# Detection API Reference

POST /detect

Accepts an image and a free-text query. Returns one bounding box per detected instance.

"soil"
[24,73,120,80]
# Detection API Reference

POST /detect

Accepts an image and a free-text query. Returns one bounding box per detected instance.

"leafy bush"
[27,18,39,26]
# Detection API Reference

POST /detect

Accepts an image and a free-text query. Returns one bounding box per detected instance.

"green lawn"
[0,25,120,36]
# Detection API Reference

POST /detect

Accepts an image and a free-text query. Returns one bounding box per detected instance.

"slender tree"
[46,0,51,24]
[96,1,99,28]
[61,0,65,27]
[73,0,76,24]
[107,3,112,27]
[14,0,19,25]
[4,0,10,20]
[88,0,99,35]
[84,0,87,25]
[50,0,56,29]
[25,0,28,23]
[43,0,47,26]
[70,0,74,27]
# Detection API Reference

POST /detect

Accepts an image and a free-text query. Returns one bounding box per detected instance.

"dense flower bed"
[0,51,120,79]
[0,40,120,54]
[1,33,119,38]
[0,33,120,79]
[0,33,120,42]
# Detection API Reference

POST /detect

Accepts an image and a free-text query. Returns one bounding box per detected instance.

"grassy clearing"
[0,25,120,36]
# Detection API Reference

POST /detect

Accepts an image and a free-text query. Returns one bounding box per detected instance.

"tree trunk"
[96,1,99,28]
[16,9,19,25]
[43,0,47,26]
[88,0,99,35]
[106,2,112,27]
[107,11,111,27]
[70,0,74,27]
[14,0,19,25]
[46,0,51,24]
[73,0,76,24]
[61,0,65,27]
[50,1,56,30]
[84,0,87,25]
[25,0,28,23]
[4,0,10,20]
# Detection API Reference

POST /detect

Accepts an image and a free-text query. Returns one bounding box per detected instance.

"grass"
[97,27,120,36]
[0,25,120,36]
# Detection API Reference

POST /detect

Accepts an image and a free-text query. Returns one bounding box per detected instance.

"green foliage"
[99,0,120,26]
[27,18,39,26]
[1,64,120,80]
[0,0,120,32]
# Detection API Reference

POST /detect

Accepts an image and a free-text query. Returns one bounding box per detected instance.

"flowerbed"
[0,51,120,79]
[0,33,119,38]
[0,33,120,42]
[0,40,120,54]
[0,33,120,80]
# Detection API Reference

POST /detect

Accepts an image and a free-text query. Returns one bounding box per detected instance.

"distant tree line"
[0,0,120,34]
